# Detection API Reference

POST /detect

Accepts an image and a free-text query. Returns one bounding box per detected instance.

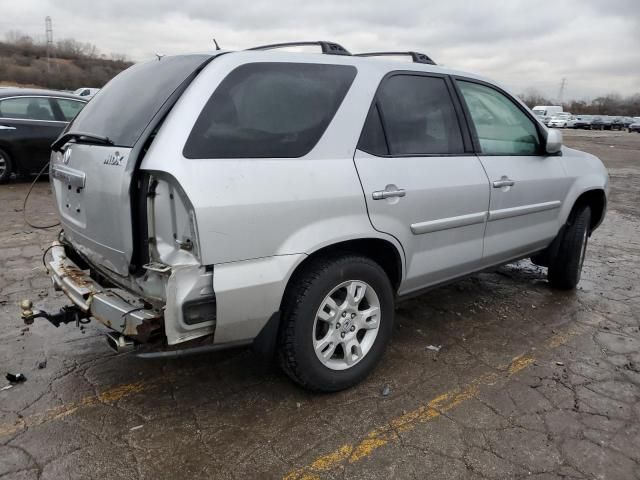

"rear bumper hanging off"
[44,241,162,337]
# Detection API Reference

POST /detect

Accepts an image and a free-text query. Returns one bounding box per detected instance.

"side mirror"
[545,129,563,155]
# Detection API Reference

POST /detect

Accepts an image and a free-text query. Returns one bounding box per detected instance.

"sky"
[1,0,639,100]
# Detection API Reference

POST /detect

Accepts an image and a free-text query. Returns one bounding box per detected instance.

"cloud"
[2,0,639,99]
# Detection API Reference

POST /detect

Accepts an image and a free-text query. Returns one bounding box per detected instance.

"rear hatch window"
[68,54,212,148]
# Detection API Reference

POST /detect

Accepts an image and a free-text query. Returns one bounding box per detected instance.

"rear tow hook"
[20,299,89,328]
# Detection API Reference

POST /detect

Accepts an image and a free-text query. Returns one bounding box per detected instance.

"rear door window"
[53,98,86,121]
[68,54,213,147]
[183,62,357,159]
[0,97,56,121]
[369,74,465,156]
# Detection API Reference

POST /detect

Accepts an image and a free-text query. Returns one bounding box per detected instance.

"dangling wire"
[23,161,61,229]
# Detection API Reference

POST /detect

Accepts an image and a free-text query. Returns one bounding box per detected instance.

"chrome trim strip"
[51,164,86,188]
[0,125,16,130]
[411,211,488,235]
[0,117,67,124]
[489,200,561,221]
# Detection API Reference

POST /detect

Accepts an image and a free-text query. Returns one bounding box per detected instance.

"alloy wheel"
[312,280,381,371]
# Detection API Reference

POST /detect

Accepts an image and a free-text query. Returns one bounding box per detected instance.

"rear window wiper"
[52,132,114,152]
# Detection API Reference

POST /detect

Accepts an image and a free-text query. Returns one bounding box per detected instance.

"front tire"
[548,206,591,290]
[0,148,12,184]
[279,254,394,392]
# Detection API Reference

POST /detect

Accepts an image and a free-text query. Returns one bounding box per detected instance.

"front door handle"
[493,177,515,188]
[372,185,406,200]
[0,125,17,130]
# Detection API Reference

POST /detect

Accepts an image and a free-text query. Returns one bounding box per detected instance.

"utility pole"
[45,16,53,74]
[557,77,566,106]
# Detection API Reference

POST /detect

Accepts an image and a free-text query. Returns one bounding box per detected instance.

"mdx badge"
[104,151,125,166]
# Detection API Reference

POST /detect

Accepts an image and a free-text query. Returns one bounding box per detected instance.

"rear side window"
[373,75,464,156]
[0,97,55,121]
[69,54,212,147]
[457,81,541,155]
[54,98,85,121]
[183,62,357,159]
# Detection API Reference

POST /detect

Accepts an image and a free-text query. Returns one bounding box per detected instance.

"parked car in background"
[590,116,604,130]
[610,117,625,130]
[548,112,572,128]
[533,105,563,126]
[629,121,640,133]
[73,87,100,99]
[0,88,86,182]
[27,44,608,392]
[621,117,635,128]
[572,115,592,129]
[601,116,615,130]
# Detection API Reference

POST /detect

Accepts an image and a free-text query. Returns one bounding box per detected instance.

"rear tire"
[279,254,394,392]
[0,148,12,184]
[548,206,591,290]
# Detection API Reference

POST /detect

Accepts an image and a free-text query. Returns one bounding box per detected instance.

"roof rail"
[354,51,436,65]
[247,41,351,56]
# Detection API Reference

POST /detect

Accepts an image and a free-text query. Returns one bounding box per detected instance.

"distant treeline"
[519,89,640,117]
[0,30,132,90]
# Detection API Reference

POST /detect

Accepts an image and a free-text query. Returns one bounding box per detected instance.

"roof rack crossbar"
[354,51,436,65]
[247,41,351,56]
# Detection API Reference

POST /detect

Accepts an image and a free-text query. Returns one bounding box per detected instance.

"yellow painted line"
[508,354,535,375]
[283,323,589,480]
[0,379,158,438]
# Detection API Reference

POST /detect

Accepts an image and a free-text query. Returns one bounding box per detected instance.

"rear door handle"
[493,177,515,188]
[372,186,406,200]
[0,125,16,130]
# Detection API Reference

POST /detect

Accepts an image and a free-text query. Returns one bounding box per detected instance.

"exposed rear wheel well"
[282,238,403,309]
[572,189,606,233]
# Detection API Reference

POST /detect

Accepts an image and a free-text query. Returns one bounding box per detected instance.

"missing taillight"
[182,297,216,325]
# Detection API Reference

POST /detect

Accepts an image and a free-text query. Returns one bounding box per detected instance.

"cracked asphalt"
[1,130,639,479]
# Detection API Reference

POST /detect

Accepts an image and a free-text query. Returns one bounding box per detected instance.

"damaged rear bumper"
[31,241,304,357]
[46,241,162,338]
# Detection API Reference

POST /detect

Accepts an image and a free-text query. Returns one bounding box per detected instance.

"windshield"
[533,110,546,116]
[68,54,212,147]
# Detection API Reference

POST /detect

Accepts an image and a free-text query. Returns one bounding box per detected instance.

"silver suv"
[26,42,608,391]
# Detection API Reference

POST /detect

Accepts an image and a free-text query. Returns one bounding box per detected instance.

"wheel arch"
[570,188,606,233]
[280,237,405,312]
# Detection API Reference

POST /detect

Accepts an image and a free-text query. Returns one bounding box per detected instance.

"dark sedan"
[0,88,86,183]
[590,116,604,130]
[573,115,593,129]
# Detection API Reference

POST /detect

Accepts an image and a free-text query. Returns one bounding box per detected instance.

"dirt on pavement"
[0,130,639,479]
